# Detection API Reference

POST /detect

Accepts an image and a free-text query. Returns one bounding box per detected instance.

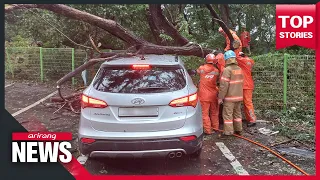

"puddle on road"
[276,147,315,159]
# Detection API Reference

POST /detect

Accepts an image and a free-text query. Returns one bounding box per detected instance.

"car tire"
[190,147,202,158]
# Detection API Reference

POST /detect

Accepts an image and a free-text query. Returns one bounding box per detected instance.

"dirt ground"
[5,80,316,175]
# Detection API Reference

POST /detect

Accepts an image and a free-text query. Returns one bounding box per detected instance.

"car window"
[93,65,186,93]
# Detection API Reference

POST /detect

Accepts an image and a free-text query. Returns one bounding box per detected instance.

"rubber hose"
[212,128,309,176]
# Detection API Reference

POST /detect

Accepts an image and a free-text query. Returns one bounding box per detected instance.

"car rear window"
[92,65,186,93]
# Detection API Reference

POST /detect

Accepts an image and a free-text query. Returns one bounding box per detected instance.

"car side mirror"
[187,69,197,76]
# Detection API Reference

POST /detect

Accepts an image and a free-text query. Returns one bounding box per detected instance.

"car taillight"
[81,94,107,109]
[81,138,96,144]
[169,93,198,108]
[132,64,151,70]
[180,135,197,142]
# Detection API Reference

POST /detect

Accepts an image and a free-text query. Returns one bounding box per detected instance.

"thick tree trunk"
[145,7,164,45]
[148,4,189,46]
[223,5,235,28]
[219,4,229,27]
[141,44,211,57]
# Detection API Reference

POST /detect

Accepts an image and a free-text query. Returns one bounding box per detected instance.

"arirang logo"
[131,98,145,105]
[11,132,72,163]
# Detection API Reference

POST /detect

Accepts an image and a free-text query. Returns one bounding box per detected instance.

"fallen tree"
[5,4,233,57]
[5,3,234,111]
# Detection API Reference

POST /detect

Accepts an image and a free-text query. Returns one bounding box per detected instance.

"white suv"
[78,54,203,158]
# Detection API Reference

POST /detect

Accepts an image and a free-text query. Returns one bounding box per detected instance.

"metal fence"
[5,47,88,85]
[5,47,315,117]
[252,53,315,117]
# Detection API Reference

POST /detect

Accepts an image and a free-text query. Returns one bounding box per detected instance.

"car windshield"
[93,65,186,93]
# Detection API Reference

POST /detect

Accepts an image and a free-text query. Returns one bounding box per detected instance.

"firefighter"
[237,52,256,127]
[218,27,242,55]
[240,25,251,55]
[218,50,244,135]
[197,54,220,135]
[213,50,226,124]
[214,51,226,77]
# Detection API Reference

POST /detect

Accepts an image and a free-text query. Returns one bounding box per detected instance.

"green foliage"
[5,4,279,53]
[5,47,41,79]
[279,46,315,55]
[276,110,315,142]
[5,35,31,47]
[159,33,174,41]
[5,4,314,55]
[5,4,152,49]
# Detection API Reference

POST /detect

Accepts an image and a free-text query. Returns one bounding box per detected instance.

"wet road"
[5,81,316,175]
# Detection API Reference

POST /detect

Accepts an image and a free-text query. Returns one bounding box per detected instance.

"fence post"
[72,48,75,86]
[283,53,289,112]
[40,47,43,82]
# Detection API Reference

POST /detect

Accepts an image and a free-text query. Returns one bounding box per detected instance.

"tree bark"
[145,7,164,45]
[141,44,211,57]
[148,4,189,46]
[223,5,235,28]
[219,4,229,27]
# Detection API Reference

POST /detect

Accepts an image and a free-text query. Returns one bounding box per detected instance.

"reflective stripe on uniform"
[230,79,244,84]
[224,120,233,124]
[234,118,242,122]
[209,71,219,75]
[225,96,243,101]
[221,77,230,82]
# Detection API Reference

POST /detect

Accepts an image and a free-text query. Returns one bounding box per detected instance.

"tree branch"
[163,4,174,25]
[205,4,234,43]
[148,4,189,46]
[6,4,214,58]
[6,4,147,46]
[89,34,102,53]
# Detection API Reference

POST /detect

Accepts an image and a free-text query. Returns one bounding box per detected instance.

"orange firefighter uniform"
[214,52,225,124]
[237,52,256,123]
[219,28,243,55]
[216,53,225,77]
[240,31,251,48]
[197,54,220,134]
[218,53,244,135]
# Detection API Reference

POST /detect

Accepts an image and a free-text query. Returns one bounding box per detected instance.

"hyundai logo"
[131,98,145,105]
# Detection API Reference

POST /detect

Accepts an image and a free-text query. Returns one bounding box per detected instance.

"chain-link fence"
[252,53,315,118]
[286,54,315,116]
[5,47,88,86]
[5,47,315,117]
[252,54,284,116]
[5,47,41,80]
